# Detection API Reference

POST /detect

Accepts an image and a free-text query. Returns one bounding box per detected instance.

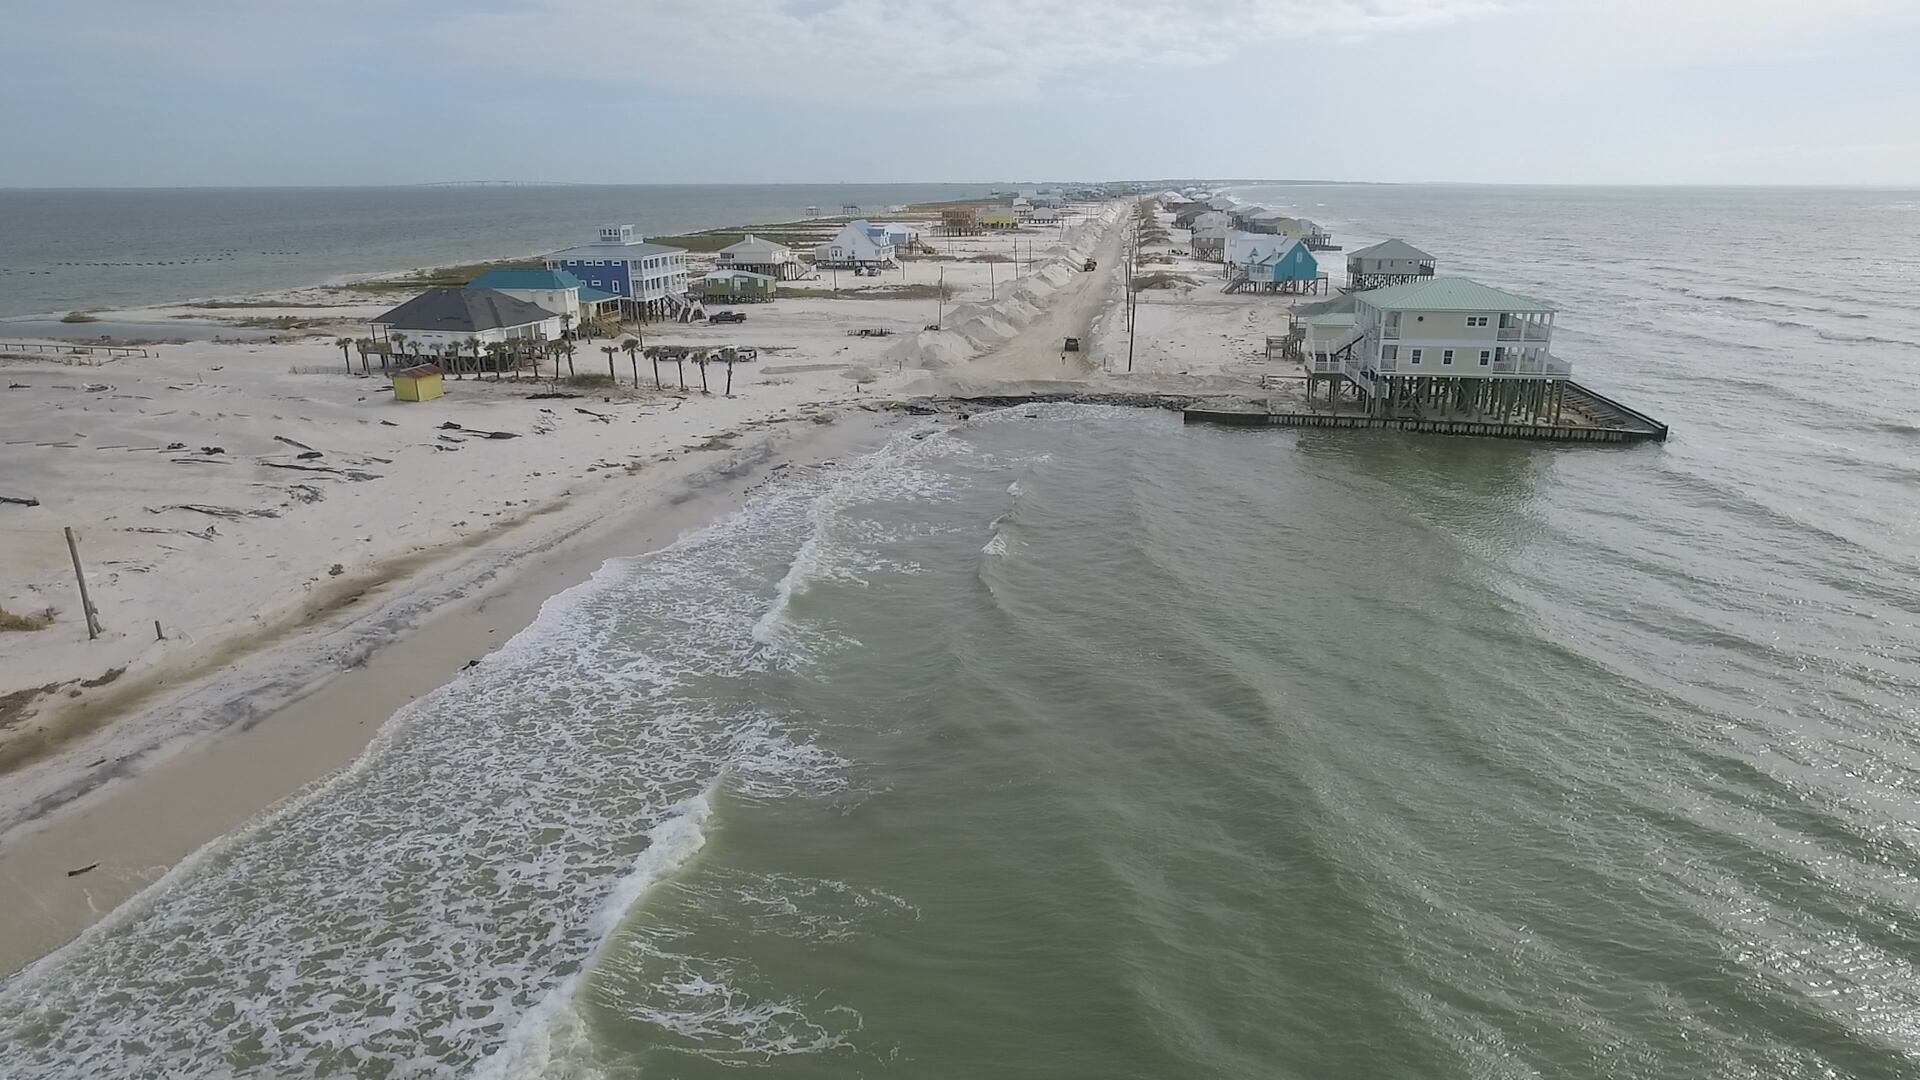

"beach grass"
[335,259,547,294]
[0,606,55,633]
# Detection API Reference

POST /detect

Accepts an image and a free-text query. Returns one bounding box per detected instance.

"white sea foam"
[0,426,955,1080]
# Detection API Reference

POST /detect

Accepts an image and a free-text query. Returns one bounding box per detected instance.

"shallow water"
[3,186,1919,1078]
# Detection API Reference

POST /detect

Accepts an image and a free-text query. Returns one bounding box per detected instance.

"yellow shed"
[393,363,444,402]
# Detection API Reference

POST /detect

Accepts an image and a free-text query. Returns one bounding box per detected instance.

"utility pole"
[937,266,945,326]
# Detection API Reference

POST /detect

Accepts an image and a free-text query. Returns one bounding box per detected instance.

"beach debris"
[65,863,99,878]
[0,495,39,507]
[200,446,225,455]
[438,420,519,439]
[463,659,481,669]
[145,503,282,519]
[273,435,316,451]
[261,462,381,480]
[574,408,611,423]
[296,450,322,460]
[125,524,218,540]
[527,392,581,400]
[166,441,187,450]
[328,563,344,576]
[285,484,324,504]
[380,419,398,426]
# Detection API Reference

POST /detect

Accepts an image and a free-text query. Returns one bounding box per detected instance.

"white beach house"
[714,234,804,279]
[543,224,691,319]
[814,220,895,268]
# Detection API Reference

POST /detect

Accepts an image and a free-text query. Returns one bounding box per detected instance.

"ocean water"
[5,187,1920,1078]
[0,183,992,319]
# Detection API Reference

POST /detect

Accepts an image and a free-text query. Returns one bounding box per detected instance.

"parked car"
[1063,337,1081,352]
[1082,259,1097,271]
[709,311,746,324]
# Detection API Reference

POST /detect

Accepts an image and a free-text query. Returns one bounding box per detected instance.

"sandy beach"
[0,198,1154,973]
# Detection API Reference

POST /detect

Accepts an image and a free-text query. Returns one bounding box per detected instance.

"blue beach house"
[1226,231,1324,295]
[543,225,691,320]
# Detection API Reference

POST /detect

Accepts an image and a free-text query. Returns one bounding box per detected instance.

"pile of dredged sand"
[884,204,1122,371]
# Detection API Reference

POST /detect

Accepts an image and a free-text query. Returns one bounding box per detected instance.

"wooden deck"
[1184,381,1669,444]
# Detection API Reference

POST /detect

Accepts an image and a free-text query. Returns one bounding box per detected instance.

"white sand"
[0,198,1142,970]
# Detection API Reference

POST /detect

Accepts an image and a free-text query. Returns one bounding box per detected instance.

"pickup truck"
[1082,259,1098,271]
[708,311,746,324]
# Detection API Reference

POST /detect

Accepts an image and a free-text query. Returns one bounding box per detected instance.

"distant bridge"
[410,180,586,188]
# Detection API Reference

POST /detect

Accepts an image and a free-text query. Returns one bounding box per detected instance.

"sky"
[2,0,1918,187]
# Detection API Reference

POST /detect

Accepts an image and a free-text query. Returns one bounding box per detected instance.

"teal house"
[1228,234,1325,295]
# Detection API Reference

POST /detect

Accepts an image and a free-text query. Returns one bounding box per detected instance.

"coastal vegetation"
[336,259,545,294]
[0,605,55,633]
[59,311,99,324]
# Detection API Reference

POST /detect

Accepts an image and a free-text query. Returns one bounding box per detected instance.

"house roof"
[704,269,774,281]
[466,268,584,292]
[577,287,616,303]
[1245,238,1308,265]
[374,288,559,332]
[545,240,685,262]
[718,234,792,257]
[1306,312,1356,328]
[1350,238,1434,262]
[1356,277,1555,313]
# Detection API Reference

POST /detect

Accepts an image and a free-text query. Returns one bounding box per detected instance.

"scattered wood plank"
[145,504,281,519]
[273,435,316,451]
[0,495,38,507]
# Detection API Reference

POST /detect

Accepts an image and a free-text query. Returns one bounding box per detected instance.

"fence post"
[64,526,101,640]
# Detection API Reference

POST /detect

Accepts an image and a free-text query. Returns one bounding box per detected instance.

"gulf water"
[0,183,994,319]
[3,186,1919,1078]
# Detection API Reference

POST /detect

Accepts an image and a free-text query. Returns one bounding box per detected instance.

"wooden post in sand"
[64,526,100,640]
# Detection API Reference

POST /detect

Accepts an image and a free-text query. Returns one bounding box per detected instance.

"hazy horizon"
[2,0,1918,188]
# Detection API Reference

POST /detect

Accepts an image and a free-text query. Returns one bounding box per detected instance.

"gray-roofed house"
[372,288,564,369]
[715,234,805,279]
[1345,239,1436,290]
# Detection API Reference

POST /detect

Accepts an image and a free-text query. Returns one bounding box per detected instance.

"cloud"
[443,0,1512,106]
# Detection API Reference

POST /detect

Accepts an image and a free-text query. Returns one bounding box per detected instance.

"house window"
[1466,316,1489,328]
[1442,349,1454,365]
[1410,348,1422,363]
[1479,350,1491,365]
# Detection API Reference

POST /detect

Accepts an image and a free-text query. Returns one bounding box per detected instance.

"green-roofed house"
[1306,277,1574,422]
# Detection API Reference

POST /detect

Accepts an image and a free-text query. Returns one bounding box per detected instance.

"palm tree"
[335,337,353,373]
[721,347,737,396]
[560,312,574,341]
[559,339,576,378]
[601,344,619,384]
[692,349,710,394]
[390,333,409,364]
[353,337,372,374]
[674,351,687,391]
[648,346,662,389]
[484,341,507,380]
[620,338,641,387]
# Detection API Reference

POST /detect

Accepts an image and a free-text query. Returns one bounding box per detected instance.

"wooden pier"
[1184,381,1668,444]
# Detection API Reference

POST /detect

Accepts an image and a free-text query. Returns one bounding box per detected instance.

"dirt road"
[966,211,1130,380]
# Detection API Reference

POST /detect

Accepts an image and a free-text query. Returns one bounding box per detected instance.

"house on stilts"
[715,234,805,279]
[1346,239,1436,290]
[1303,277,1572,423]
[1224,232,1326,295]
[543,225,692,321]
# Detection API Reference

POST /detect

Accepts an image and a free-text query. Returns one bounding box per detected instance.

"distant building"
[1346,239,1435,290]
[543,224,691,319]
[1028,206,1062,225]
[715,234,804,279]
[1192,224,1228,260]
[814,219,895,268]
[868,221,920,251]
[940,205,984,235]
[372,288,563,352]
[979,207,1019,230]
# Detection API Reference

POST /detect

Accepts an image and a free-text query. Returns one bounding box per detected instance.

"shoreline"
[0,406,905,977]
